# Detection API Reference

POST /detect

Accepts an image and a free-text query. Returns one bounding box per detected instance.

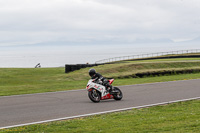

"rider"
[89,68,113,92]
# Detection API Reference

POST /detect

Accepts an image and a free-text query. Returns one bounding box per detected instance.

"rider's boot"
[105,85,112,92]
[105,83,114,93]
[106,86,110,92]
[108,85,114,94]
[109,86,118,94]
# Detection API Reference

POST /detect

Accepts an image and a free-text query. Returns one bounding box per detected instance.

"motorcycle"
[86,79,123,103]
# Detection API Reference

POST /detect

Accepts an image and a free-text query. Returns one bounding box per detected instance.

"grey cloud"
[0,0,200,46]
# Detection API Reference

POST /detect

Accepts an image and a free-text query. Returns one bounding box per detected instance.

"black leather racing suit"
[91,73,112,91]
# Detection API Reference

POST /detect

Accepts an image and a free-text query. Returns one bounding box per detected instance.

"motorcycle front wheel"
[113,87,123,100]
[88,89,101,103]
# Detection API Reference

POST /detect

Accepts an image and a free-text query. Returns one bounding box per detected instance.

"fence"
[65,64,103,73]
[95,49,200,64]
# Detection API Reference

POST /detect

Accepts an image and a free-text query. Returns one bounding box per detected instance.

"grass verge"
[1,57,200,96]
[1,70,200,96]
[1,100,200,133]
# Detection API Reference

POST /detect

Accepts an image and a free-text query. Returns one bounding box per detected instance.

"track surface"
[0,79,200,128]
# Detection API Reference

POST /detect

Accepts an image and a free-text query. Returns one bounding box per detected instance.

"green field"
[1,100,200,133]
[1,55,200,132]
[1,57,200,96]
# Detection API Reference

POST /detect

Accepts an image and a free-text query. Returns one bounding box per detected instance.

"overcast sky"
[0,0,200,47]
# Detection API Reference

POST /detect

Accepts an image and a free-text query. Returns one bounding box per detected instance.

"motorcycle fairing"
[108,79,114,84]
[86,79,110,97]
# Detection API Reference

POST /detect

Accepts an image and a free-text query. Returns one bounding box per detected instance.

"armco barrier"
[65,64,102,73]
[95,49,200,64]
[65,49,200,73]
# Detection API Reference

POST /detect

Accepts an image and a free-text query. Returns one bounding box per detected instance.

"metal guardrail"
[95,49,200,64]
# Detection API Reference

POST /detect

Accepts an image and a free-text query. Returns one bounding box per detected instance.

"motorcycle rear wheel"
[113,87,123,100]
[88,89,101,103]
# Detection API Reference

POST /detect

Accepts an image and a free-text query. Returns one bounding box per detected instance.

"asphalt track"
[0,79,200,129]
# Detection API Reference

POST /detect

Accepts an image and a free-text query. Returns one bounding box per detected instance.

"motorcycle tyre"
[88,90,101,103]
[113,87,123,100]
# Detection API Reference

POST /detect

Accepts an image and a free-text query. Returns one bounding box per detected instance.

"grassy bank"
[1,100,200,132]
[0,68,86,96]
[0,57,200,96]
[1,55,200,132]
